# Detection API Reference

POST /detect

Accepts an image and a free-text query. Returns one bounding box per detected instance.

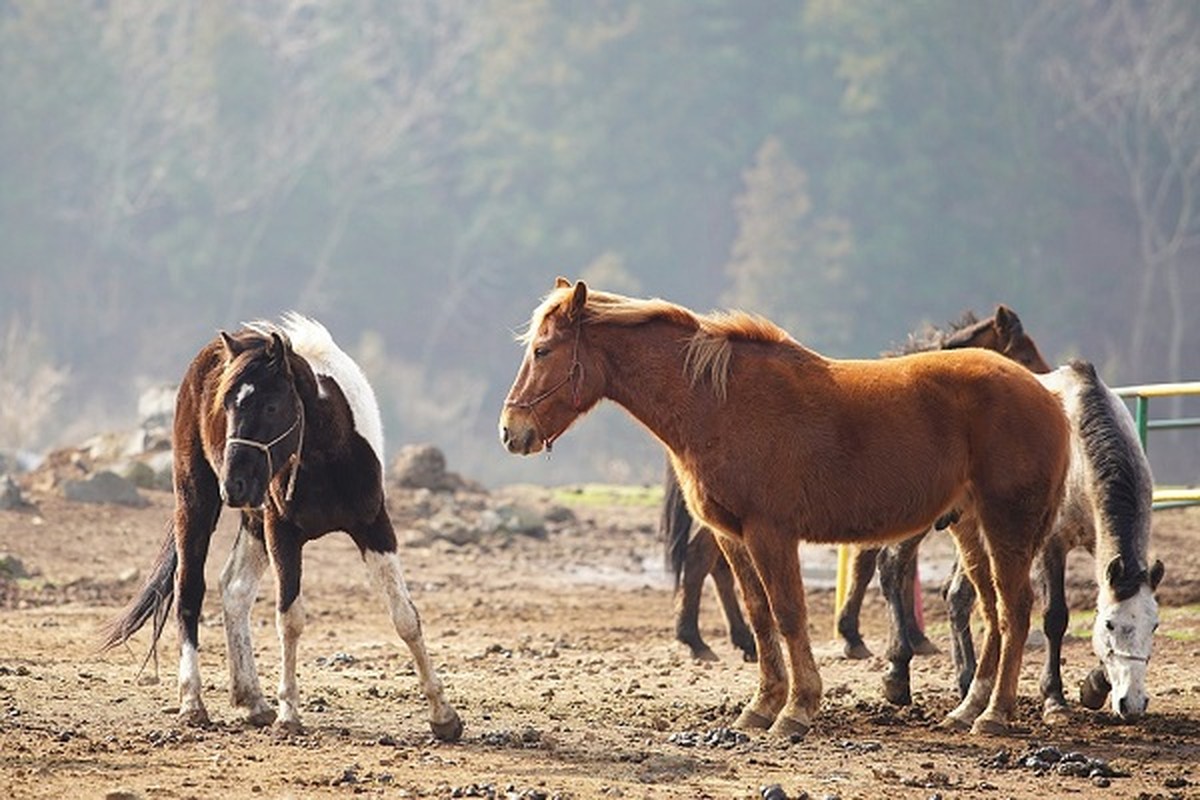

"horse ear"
[268,332,292,373]
[566,280,588,321]
[555,276,571,289]
[1149,559,1165,590]
[1105,556,1124,588]
[219,331,246,360]
[994,305,1023,341]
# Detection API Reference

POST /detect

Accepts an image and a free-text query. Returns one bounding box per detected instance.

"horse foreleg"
[709,544,756,662]
[676,526,720,661]
[941,524,1000,730]
[173,479,221,727]
[970,546,1035,735]
[1037,541,1070,722]
[742,530,821,738]
[219,515,274,727]
[265,520,305,733]
[943,558,977,700]
[714,535,787,730]
[836,546,878,660]
[878,543,915,706]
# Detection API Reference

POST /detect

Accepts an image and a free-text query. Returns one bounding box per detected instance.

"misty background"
[2,1,1198,489]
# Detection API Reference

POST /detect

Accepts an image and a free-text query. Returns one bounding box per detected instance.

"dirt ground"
[1,483,1199,800]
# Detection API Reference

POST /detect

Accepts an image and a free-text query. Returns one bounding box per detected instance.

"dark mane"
[883,311,982,357]
[1070,359,1151,598]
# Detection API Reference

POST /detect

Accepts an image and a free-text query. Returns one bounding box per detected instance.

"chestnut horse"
[103,314,462,741]
[500,278,1069,736]
[662,307,1049,665]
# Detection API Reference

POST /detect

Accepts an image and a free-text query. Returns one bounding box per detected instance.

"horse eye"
[1153,623,1159,632]
[1105,620,1115,631]
[265,402,279,415]
[533,346,550,360]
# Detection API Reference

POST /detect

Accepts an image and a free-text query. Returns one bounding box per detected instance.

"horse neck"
[590,319,704,454]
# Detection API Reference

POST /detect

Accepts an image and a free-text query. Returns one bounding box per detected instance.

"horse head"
[991,305,1052,373]
[217,328,305,509]
[1085,555,1164,720]
[500,277,603,455]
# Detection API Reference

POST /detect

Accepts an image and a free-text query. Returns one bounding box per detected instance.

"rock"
[104,790,143,800]
[0,553,31,579]
[63,470,149,508]
[424,509,484,546]
[389,444,482,492]
[1,475,34,511]
[490,503,547,539]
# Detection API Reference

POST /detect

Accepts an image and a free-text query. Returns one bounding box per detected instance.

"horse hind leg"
[878,541,916,706]
[943,558,977,700]
[219,515,275,727]
[676,526,720,661]
[900,536,938,657]
[363,546,463,742]
[1036,541,1071,723]
[836,545,878,660]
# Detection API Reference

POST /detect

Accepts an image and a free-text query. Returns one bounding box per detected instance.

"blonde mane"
[525,285,794,402]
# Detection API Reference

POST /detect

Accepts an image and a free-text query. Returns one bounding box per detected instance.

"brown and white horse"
[500,278,1069,736]
[104,313,462,741]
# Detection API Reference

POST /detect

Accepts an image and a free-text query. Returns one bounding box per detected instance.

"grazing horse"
[500,278,1069,736]
[661,308,1049,666]
[103,314,462,741]
[1000,361,1161,721]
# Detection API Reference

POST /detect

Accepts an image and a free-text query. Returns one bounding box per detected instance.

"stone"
[63,470,149,508]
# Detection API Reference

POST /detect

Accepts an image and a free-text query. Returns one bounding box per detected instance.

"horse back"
[691,345,1068,545]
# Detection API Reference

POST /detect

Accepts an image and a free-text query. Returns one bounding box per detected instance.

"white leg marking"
[178,640,206,720]
[364,550,459,730]
[275,595,305,730]
[219,526,274,724]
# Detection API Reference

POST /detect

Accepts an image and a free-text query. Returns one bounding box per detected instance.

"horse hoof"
[882,677,912,707]
[1042,703,1070,725]
[843,641,872,660]
[273,718,304,737]
[177,707,211,728]
[911,637,940,657]
[244,706,277,728]
[741,649,758,664]
[430,711,464,743]
[734,708,775,730]
[970,716,1009,736]
[1078,669,1110,711]
[937,714,971,732]
[691,646,720,663]
[768,714,811,739]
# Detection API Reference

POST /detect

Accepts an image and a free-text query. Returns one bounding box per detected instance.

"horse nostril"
[232,477,247,500]
[501,426,511,445]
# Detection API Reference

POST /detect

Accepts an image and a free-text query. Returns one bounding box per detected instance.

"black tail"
[661,461,694,591]
[100,524,177,674]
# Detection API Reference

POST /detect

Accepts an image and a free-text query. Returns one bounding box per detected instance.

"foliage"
[0,0,1197,484]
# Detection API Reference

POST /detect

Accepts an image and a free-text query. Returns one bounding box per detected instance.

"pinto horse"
[995,361,1161,721]
[103,314,462,741]
[662,307,1049,665]
[500,278,1069,736]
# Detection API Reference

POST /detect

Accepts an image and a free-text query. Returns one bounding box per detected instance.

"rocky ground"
[1,458,1199,799]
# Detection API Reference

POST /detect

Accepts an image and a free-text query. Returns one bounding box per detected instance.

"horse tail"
[661,462,693,591]
[100,523,176,670]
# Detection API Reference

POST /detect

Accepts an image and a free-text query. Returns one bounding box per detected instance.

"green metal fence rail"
[1112,380,1200,510]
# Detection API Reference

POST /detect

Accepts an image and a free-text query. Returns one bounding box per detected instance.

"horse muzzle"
[499,419,542,455]
[221,473,267,510]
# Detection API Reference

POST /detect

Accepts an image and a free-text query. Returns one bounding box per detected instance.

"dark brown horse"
[103,314,462,741]
[662,308,1049,667]
[501,278,1069,736]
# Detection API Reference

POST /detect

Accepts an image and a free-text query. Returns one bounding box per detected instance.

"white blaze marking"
[235,382,256,406]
